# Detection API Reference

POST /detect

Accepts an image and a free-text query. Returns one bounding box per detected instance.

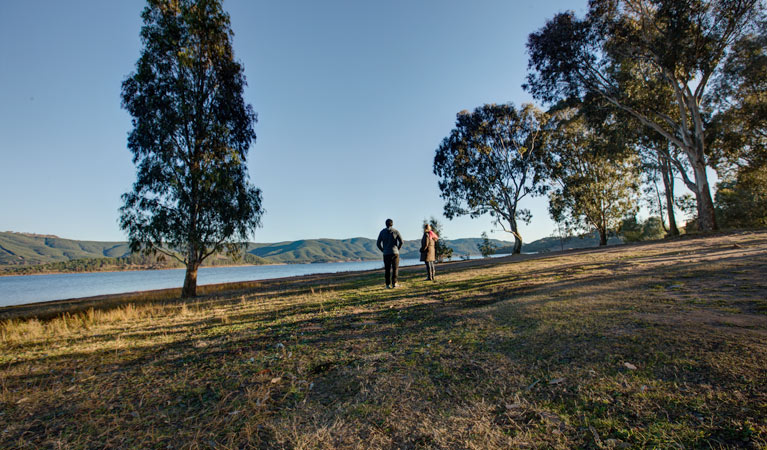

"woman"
[420,224,437,281]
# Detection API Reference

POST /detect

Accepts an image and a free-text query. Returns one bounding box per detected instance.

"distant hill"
[0,232,131,265]
[244,237,514,264]
[1,230,620,273]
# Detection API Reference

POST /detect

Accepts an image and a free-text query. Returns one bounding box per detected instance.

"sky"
[0,0,590,244]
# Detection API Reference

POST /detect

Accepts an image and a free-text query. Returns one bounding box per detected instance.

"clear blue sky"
[0,0,588,244]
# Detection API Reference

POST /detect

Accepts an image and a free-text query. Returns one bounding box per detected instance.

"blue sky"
[0,0,588,244]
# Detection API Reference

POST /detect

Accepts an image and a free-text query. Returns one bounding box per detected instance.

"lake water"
[0,258,427,307]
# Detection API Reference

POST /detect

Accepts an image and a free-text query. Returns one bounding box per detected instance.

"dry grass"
[1,230,766,449]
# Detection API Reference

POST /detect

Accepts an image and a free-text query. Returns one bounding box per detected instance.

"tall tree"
[526,0,765,232]
[638,138,682,236]
[545,109,641,246]
[120,0,263,298]
[433,103,550,254]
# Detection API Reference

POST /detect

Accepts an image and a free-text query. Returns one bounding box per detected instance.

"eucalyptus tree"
[545,109,641,246]
[639,140,681,236]
[526,0,765,232]
[707,17,767,173]
[433,103,550,254]
[120,0,263,298]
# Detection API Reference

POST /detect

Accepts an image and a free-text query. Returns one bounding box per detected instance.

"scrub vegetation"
[1,230,765,449]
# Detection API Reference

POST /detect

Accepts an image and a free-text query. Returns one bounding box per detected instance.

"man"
[376,218,403,288]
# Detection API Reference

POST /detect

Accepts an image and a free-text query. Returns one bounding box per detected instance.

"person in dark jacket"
[376,218,403,288]
[420,224,437,281]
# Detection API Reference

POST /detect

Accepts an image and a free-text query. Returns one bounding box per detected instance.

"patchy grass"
[1,231,766,449]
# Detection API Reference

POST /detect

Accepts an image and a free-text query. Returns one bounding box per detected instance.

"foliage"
[477,232,497,257]
[618,216,667,242]
[434,103,550,254]
[637,140,682,236]
[545,109,641,246]
[120,0,263,297]
[526,0,765,232]
[423,217,453,262]
[708,18,767,173]
[715,166,767,228]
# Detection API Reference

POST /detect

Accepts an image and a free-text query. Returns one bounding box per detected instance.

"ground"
[1,230,766,449]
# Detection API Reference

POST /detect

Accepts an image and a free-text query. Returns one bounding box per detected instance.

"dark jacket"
[377,227,403,255]
[420,232,436,262]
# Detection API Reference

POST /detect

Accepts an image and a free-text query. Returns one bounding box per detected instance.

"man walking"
[377,218,403,288]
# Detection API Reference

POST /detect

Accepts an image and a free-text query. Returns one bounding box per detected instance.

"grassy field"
[1,231,766,449]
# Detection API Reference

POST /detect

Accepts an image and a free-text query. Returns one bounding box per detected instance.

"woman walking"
[420,224,438,281]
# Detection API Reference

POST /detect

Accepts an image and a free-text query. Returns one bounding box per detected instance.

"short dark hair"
[385,218,393,227]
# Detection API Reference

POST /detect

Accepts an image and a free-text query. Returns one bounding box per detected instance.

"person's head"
[385,218,393,227]
[424,224,431,231]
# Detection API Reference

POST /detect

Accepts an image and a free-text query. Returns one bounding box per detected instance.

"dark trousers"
[424,261,435,280]
[384,254,399,286]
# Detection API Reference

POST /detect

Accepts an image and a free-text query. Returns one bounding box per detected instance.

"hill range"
[0,231,618,269]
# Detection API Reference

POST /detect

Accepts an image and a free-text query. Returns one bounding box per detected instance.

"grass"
[1,230,766,449]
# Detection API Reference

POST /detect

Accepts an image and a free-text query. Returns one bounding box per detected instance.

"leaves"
[526,0,765,232]
[434,103,551,254]
[120,0,263,296]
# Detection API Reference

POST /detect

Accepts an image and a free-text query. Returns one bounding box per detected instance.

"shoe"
[392,283,398,288]
[386,285,391,289]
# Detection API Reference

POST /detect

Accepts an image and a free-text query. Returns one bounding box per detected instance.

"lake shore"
[0,260,291,278]
[2,230,765,448]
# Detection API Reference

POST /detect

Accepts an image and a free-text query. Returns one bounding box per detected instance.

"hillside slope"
[0,232,131,265]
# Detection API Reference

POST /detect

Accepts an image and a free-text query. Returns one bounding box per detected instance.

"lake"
[0,258,428,307]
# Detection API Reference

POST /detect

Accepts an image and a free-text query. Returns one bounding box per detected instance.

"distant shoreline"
[0,261,292,278]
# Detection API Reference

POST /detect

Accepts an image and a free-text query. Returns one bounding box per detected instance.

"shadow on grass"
[3,232,767,448]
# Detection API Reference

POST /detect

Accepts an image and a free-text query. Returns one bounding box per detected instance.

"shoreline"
[0,229,753,320]
[0,253,527,321]
[0,254,517,278]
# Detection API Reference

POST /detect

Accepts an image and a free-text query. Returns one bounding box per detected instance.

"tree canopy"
[434,103,550,254]
[526,0,765,232]
[545,109,641,245]
[120,0,263,298]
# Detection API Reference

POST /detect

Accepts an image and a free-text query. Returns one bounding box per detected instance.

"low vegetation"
[1,230,765,448]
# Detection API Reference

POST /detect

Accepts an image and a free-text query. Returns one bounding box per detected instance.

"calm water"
[0,258,427,307]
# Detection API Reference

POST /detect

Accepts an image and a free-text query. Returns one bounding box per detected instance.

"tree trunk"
[690,154,718,232]
[182,260,200,298]
[660,156,680,236]
[510,217,522,254]
[598,230,608,246]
